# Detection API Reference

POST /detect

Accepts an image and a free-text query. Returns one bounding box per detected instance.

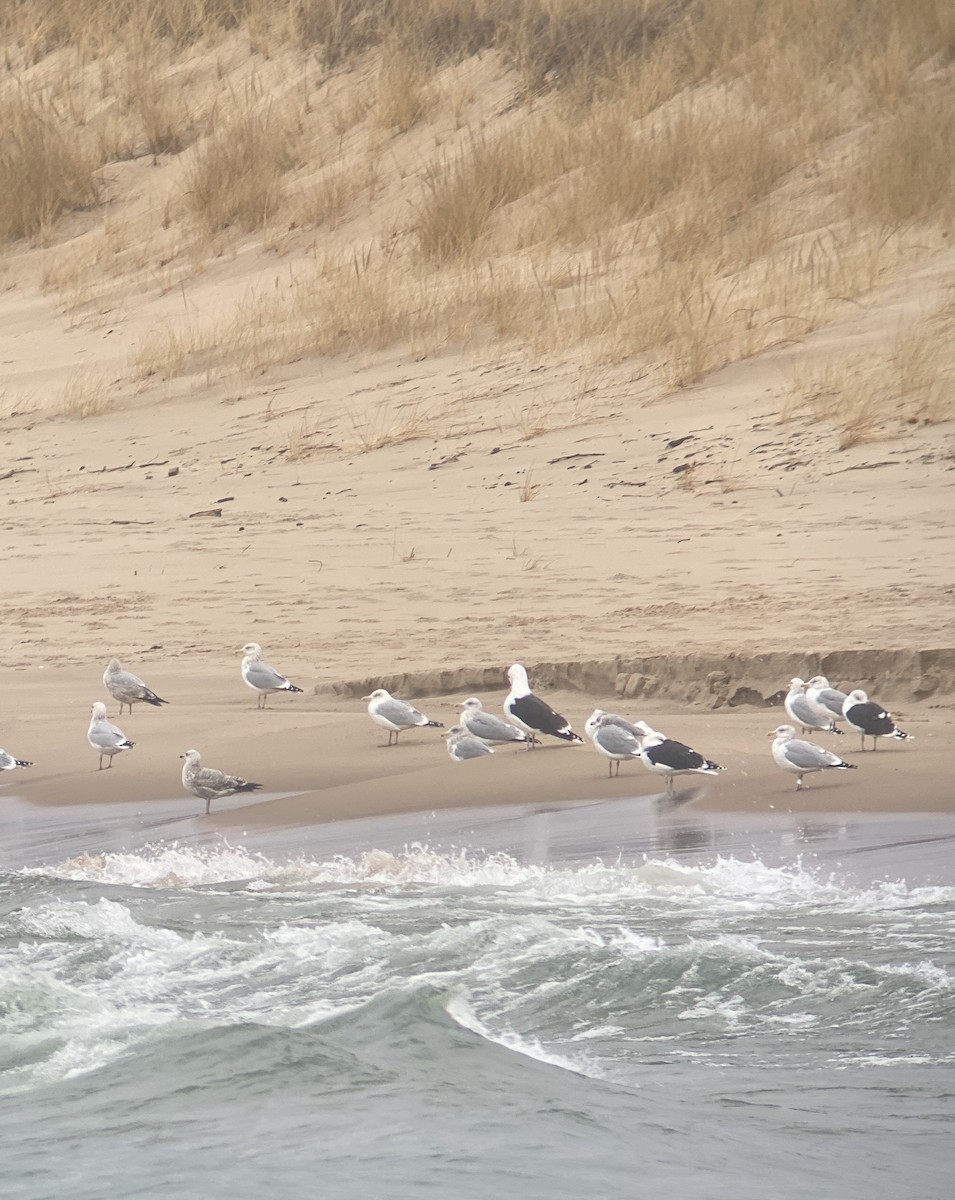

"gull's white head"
[788,677,805,690]
[445,726,466,738]
[362,689,392,702]
[807,675,830,689]
[585,709,606,737]
[180,749,201,764]
[460,697,483,712]
[845,689,868,704]
[769,724,797,740]
[241,642,263,657]
[90,701,108,719]
[507,663,529,688]
[106,658,122,673]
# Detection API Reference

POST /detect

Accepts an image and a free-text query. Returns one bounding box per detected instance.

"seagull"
[591,714,644,777]
[637,725,724,794]
[445,725,495,762]
[363,688,443,746]
[805,675,848,732]
[459,697,535,745]
[769,724,857,790]
[504,664,583,749]
[88,701,135,770]
[240,642,304,708]
[103,657,169,716]
[180,749,262,816]
[784,677,842,736]
[584,709,646,743]
[842,690,913,751]
[0,749,33,770]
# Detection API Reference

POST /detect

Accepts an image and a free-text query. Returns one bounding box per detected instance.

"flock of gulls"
[370,666,912,792]
[0,651,914,812]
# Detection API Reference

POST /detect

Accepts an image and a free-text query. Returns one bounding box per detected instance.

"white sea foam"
[30,840,955,913]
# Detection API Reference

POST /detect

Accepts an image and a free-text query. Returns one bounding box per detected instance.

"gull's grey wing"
[789,693,822,726]
[89,721,130,750]
[595,724,641,756]
[466,711,523,741]
[244,660,290,690]
[783,739,840,770]
[377,698,426,727]
[815,687,846,716]
[451,735,493,759]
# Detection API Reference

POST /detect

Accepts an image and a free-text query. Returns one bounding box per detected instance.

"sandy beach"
[1,2,954,855]
[0,663,950,837]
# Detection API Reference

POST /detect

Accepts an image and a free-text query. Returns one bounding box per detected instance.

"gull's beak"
[766,730,778,737]
[361,694,372,701]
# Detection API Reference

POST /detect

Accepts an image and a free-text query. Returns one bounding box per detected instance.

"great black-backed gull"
[842,690,913,751]
[180,749,262,815]
[784,678,842,736]
[459,697,535,745]
[240,642,304,709]
[591,714,644,777]
[364,688,444,746]
[445,725,495,762]
[0,749,33,770]
[769,724,857,790]
[637,725,724,793]
[103,657,169,716]
[87,701,135,770]
[504,664,583,749]
[805,675,848,732]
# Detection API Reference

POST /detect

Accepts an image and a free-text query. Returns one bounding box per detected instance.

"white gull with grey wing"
[87,702,135,770]
[445,725,495,762]
[459,697,534,745]
[784,677,841,736]
[364,689,443,746]
[769,724,856,790]
[240,642,304,709]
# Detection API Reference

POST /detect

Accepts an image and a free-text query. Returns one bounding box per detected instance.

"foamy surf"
[3,834,954,1200]
[27,841,955,914]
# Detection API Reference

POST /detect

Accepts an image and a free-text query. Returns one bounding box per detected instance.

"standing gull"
[240,642,304,709]
[805,675,848,733]
[1,749,33,771]
[180,749,262,815]
[784,678,842,736]
[591,714,643,778]
[503,664,583,749]
[459,697,535,746]
[103,657,169,716]
[364,689,443,746]
[87,702,135,770]
[445,726,495,762]
[842,690,913,751]
[769,724,857,790]
[637,725,724,794]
